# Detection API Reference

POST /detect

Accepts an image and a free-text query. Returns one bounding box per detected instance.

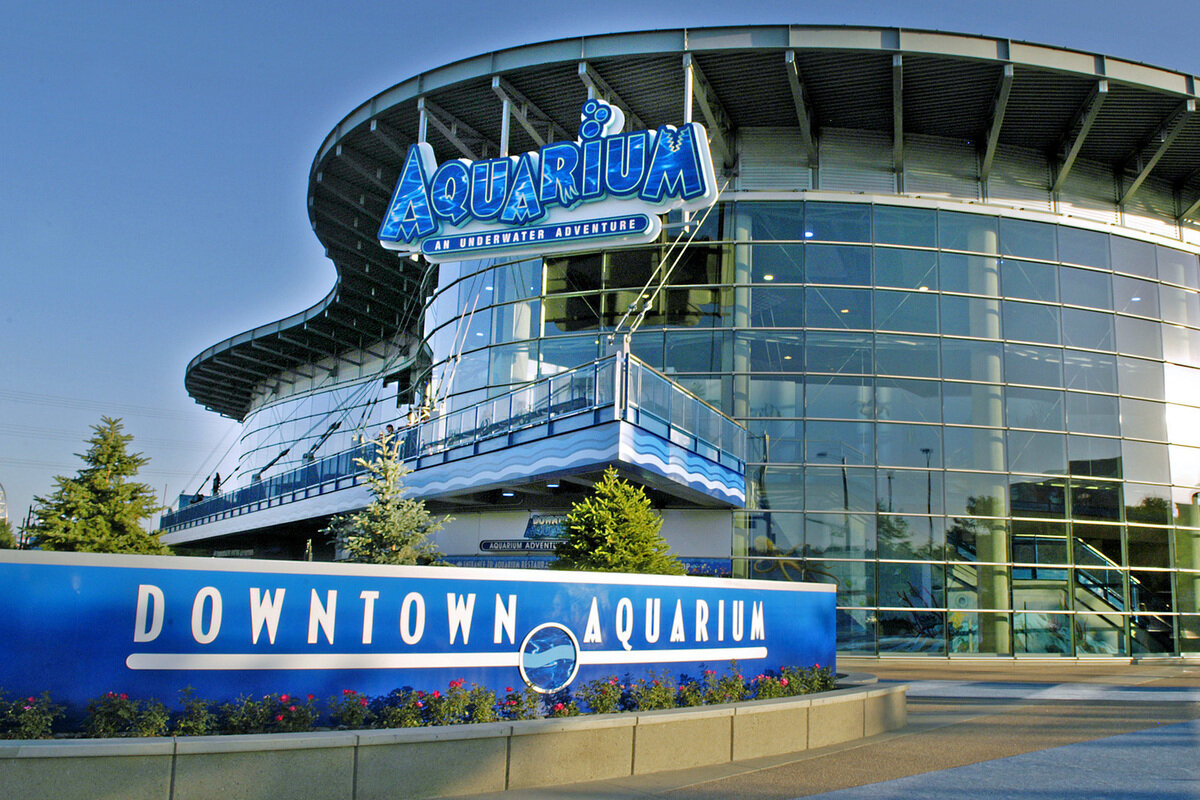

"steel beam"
[577,62,646,131]
[1120,99,1196,206]
[314,171,388,217]
[683,53,734,169]
[491,76,569,150]
[1179,192,1200,223]
[892,54,904,191]
[980,63,1014,183]
[333,144,394,194]
[417,97,497,160]
[369,118,411,161]
[1051,79,1108,195]
[784,51,819,167]
[276,332,338,362]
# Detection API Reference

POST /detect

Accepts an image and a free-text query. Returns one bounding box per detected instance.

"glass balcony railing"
[161,351,746,532]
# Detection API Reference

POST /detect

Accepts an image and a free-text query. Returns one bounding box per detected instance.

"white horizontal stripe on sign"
[125,652,521,671]
[580,646,768,664]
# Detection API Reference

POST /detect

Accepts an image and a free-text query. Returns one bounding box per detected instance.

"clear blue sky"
[2,0,1198,527]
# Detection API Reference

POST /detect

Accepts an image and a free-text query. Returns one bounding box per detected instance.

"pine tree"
[29,417,168,554]
[553,467,685,575]
[323,433,447,565]
[0,518,15,549]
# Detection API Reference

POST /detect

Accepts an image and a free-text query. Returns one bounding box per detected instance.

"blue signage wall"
[0,551,834,709]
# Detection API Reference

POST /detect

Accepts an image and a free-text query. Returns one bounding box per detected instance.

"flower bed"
[0,662,834,739]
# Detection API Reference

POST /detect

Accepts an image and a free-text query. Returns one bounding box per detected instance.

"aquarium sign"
[377,99,718,262]
[0,551,833,710]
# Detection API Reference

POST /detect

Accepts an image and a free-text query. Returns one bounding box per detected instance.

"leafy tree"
[28,417,168,554]
[553,467,685,574]
[0,518,15,549]
[324,433,447,564]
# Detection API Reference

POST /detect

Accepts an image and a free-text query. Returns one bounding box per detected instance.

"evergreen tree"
[553,467,685,575]
[324,433,447,565]
[29,417,168,554]
[0,518,15,549]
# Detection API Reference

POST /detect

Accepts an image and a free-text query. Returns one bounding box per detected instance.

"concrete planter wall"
[0,684,906,800]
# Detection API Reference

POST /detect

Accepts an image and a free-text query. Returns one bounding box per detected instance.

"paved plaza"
[459,659,1200,798]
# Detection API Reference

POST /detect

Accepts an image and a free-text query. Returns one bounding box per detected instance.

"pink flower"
[359,698,368,707]
[288,705,296,712]
[609,677,619,685]
[780,678,789,687]
[27,697,36,703]
[280,694,290,702]
[553,703,565,711]
[415,701,424,708]
[343,689,352,695]
[22,705,31,711]
[274,714,284,722]
[307,694,314,701]
[505,687,513,693]
[416,691,425,697]
[815,663,821,669]
[432,690,441,699]
[119,693,128,700]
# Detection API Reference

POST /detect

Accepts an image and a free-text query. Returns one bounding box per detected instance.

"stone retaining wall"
[0,684,906,800]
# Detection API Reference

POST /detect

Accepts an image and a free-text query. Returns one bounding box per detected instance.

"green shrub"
[218,693,316,734]
[577,676,624,714]
[498,685,540,720]
[329,689,373,729]
[86,691,168,738]
[0,691,62,739]
[373,689,425,728]
[173,687,216,736]
[628,669,677,711]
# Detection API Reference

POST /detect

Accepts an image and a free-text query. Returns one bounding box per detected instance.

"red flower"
[27,697,36,703]
[359,698,368,707]
[609,677,619,685]
[307,694,314,701]
[288,705,296,712]
[415,701,424,708]
[553,703,565,711]
[780,678,789,686]
[815,663,821,669]
[416,691,425,697]
[505,687,513,693]
[280,694,290,702]
[343,689,352,695]
[275,714,284,721]
[432,690,441,699]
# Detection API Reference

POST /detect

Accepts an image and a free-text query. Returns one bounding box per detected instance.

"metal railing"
[161,351,745,531]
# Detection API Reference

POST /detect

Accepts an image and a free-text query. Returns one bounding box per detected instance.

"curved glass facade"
[420,198,1200,657]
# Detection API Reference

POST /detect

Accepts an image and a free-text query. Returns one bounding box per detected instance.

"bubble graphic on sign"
[518,622,580,693]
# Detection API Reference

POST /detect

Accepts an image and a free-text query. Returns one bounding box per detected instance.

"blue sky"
[2,0,1199,527]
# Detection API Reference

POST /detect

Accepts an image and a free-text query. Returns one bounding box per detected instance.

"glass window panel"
[1013,612,1072,654]
[740,331,804,372]
[805,332,871,374]
[947,516,1008,562]
[1073,522,1122,565]
[746,558,876,608]
[806,287,871,329]
[1182,571,1200,614]
[1065,391,1119,436]
[1163,324,1200,365]
[942,340,1004,384]
[493,298,540,343]
[751,286,804,327]
[1012,520,1069,564]
[664,330,728,373]
[1119,356,1165,400]
[1075,614,1127,656]
[940,295,1001,338]
[1061,308,1115,352]
[874,205,936,247]
[1113,276,1160,317]
[748,419,803,463]
[751,244,803,283]
[1111,235,1157,279]
[1124,485,1171,527]
[739,511,804,556]
[1165,364,1200,406]
[1063,350,1117,394]
[539,336,599,375]
[804,201,871,243]
[879,562,945,608]
[807,421,873,465]
[1071,478,1122,520]
[876,377,941,422]
[805,244,871,285]
[948,611,1014,655]
[805,375,874,419]
[1170,445,1200,488]
[1003,300,1061,345]
[1129,571,1173,624]
[1120,397,1167,441]
[545,252,602,293]
[875,289,937,333]
[1123,440,1170,485]
[943,382,1003,427]
[1068,436,1123,478]
[877,610,947,654]
[940,211,998,254]
[1060,266,1112,310]
[1001,258,1058,302]
[876,422,942,469]
[1166,404,1200,448]
[1007,386,1065,431]
[494,258,542,302]
[1157,245,1200,289]
[877,514,945,559]
[876,334,939,378]
[627,331,663,368]
[939,252,1001,295]
[747,375,803,417]
[665,286,729,328]
[489,342,537,387]
[747,464,805,510]
[1000,218,1057,261]
[605,248,656,289]
[1159,284,1200,327]
[804,467,876,512]
[674,375,730,414]
[878,470,944,516]
[543,292,602,335]
[1123,526,1168,573]
[874,247,938,290]
[1005,344,1063,387]
[1058,226,1110,269]
[734,201,806,241]
[667,244,726,285]
[452,349,489,392]
[1117,315,1164,360]
[944,427,1006,471]
[945,471,1008,517]
[804,515,876,559]
[1008,431,1067,475]
[837,608,878,652]
[1010,474,1067,517]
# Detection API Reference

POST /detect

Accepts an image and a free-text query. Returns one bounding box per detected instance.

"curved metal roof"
[187,24,1200,419]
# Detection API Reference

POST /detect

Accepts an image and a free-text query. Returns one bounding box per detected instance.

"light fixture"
[804,231,814,239]
[501,490,516,498]
[840,308,850,313]
[918,286,929,292]
[546,482,560,489]
[763,274,774,281]
[783,355,792,360]
[1131,296,1142,302]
